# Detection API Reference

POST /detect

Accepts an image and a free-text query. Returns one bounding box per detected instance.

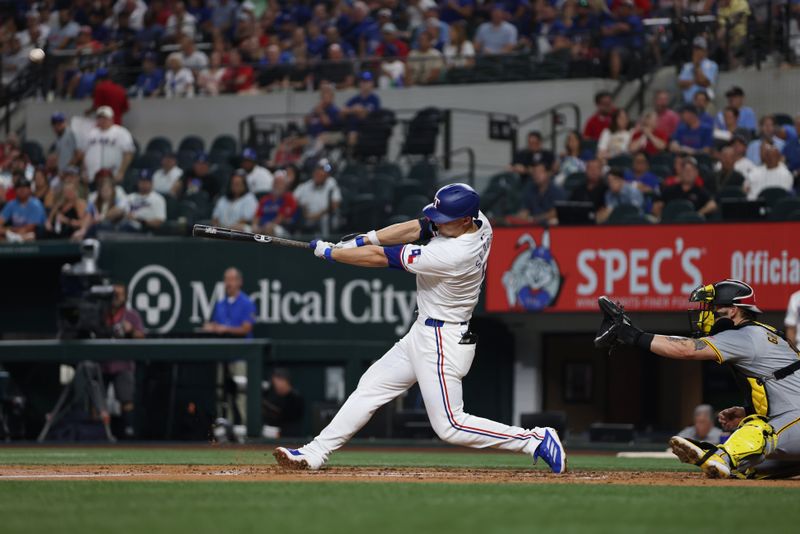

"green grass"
[1,481,799,534]
[0,447,693,472]
[2,448,799,534]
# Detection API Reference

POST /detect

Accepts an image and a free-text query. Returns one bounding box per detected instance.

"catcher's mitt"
[594,296,637,349]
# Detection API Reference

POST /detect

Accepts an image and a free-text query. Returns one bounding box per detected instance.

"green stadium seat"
[769,197,800,221]
[757,187,791,208]
[407,160,438,195]
[21,140,44,165]
[394,194,430,218]
[133,152,161,171]
[563,172,586,193]
[605,203,641,224]
[178,135,205,154]
[374,162,403,181]
[145,136,173,157]
[210,135,237,154]
[716,186,746,201]
[672,211,705,223]
[661,199,696,223]
[607,155,632,169]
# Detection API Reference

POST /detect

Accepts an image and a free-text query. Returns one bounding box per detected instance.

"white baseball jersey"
[385,211,492,323]
[246,165,275,194]
[785,290,800,346]
[299,211,546,466]
[81,125,135,183]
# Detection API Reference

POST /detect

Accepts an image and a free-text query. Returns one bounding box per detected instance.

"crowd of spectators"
[503,83,800,226]
[1,0,763,98]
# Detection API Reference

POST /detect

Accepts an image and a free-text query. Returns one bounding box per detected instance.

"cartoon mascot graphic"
[501,230,562,311]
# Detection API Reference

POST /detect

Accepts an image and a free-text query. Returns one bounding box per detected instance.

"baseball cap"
[381,22,398,33]
[195,151,209,163]
[51,112,65,124]
[138,168,153,181]
[143,51,158,62]
[316,158,332,173]
[96,66,109,78]
[725,86,745,98]
[378,8,392,17]
[96,105,114,119]
[359,71,373,82]
[15,179,31,189]
[692,36,707,50]
[731,134,749,145]
[241,147,258,160]
[680,104,698,115]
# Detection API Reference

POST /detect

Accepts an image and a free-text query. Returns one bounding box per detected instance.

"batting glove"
[334,233,366,249]
[310,239,335,261]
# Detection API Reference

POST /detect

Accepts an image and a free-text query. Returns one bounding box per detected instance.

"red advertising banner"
[486,222,800,313]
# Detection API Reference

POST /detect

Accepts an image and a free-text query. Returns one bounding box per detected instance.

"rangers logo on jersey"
[407,248,422,264]
[501,230,562,312]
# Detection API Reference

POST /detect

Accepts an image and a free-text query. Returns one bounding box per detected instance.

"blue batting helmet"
[423,183,480,223]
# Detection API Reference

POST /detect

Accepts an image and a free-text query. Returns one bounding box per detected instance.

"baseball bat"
[192,224,310,249]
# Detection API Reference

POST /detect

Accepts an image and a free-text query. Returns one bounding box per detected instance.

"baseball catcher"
[596,279,800,479]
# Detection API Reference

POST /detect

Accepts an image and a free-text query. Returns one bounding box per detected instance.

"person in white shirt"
[122,170,166,232]
[165,2,197,41]
[443,22,475,68]
[240,147,274,194]
[745,143,793,200]
[79,106,135,185]
[164,53,195,98]
[597,109,632,161]
[179,35,209,73]
[785,289,800,347]
[152,152,183,196]
[212,171,258,230]
[293,158,342,234]
[730,136,756,179]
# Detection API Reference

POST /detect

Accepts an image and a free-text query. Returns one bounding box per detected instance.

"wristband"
[636,332,654,351]
[366,230,380,246]
[355,235,365,247]
[324,247,334,261]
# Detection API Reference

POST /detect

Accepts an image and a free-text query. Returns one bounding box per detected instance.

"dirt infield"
[1,464,799,486]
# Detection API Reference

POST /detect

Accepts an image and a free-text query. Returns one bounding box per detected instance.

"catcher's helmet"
[688,279,762,336]
[423,183,480,223]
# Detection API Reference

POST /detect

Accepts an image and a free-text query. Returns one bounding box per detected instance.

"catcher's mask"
[688,279,762,337]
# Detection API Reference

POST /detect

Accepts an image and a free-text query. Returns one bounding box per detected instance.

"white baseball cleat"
[532,427,567,474]
[669,436,731,478]
[273,447,325,471]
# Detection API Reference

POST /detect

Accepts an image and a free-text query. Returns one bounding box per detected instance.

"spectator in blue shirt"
[474,7,518,55]
[692,90,715,130]
[783,114,800,173]
[305,83,341,139]
[131,53,164,97]
[678,36,718,103]
[601,167,644,222]
[0,180,46,242]
[625,152,661,194]
[341,72,382,146]
[515,162,566,225]
[440,0,476,24]
[599,1,643,80]
[670,105,714,154]
[746,116,786,165]
[204,267,256,338]
[715,86,757,131]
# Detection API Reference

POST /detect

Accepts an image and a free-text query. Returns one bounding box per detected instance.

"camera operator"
[102,283,143,439]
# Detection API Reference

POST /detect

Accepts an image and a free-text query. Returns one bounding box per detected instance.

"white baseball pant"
[303,317,544,462]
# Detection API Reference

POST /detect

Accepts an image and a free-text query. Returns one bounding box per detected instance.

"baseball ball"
[29,48,45,63]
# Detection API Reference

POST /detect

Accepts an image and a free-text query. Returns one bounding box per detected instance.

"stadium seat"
[774,113,793,126]
[672,211,705,224]
[178,135,205,154]
[133,152,161,171]
[342,192,378,232]
[563,172,586,193]
[769,197,800,221]
[406,160,438,195]
[605,203,641,224]
[661,199,696,223]
[145,136,173,157]
[651,165,671,179]
[650,152,674,169]
[21,140,44,165]
[176,149,197,171]
[369,174,395,215]
[393,194,430,218]
[481,172,523,217]
[123,166,141,193]
[165,195,180,220]
[607,155,632,169]
[353,109,396,161]
[374,161,403,181]
[208,149,233,166]
[210,134,237,154]
[580,139,598,159]
[393,179,427,200]
[401,108,443,157]
[716,186,746,201]
[184,191,212,219]
[787,209,800,221]
[757,187,791,208]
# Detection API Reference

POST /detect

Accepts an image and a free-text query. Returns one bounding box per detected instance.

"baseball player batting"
[596,279,800,479]
[274,183,566,473]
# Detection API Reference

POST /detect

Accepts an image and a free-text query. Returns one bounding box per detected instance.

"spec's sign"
[486,223,800,313]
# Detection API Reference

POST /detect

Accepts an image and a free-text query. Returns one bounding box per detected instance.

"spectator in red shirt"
[92,68,130,125]
[583,91,615,141]
[375,23,409,59]
[629,111,668,156]
[221,50,255,94]
[252,170,297,237]
[654,89,680,139]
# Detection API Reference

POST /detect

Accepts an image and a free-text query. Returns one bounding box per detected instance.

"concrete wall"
[24,78,610,177]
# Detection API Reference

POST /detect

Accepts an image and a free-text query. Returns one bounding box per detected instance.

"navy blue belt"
[424,318,468,328]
